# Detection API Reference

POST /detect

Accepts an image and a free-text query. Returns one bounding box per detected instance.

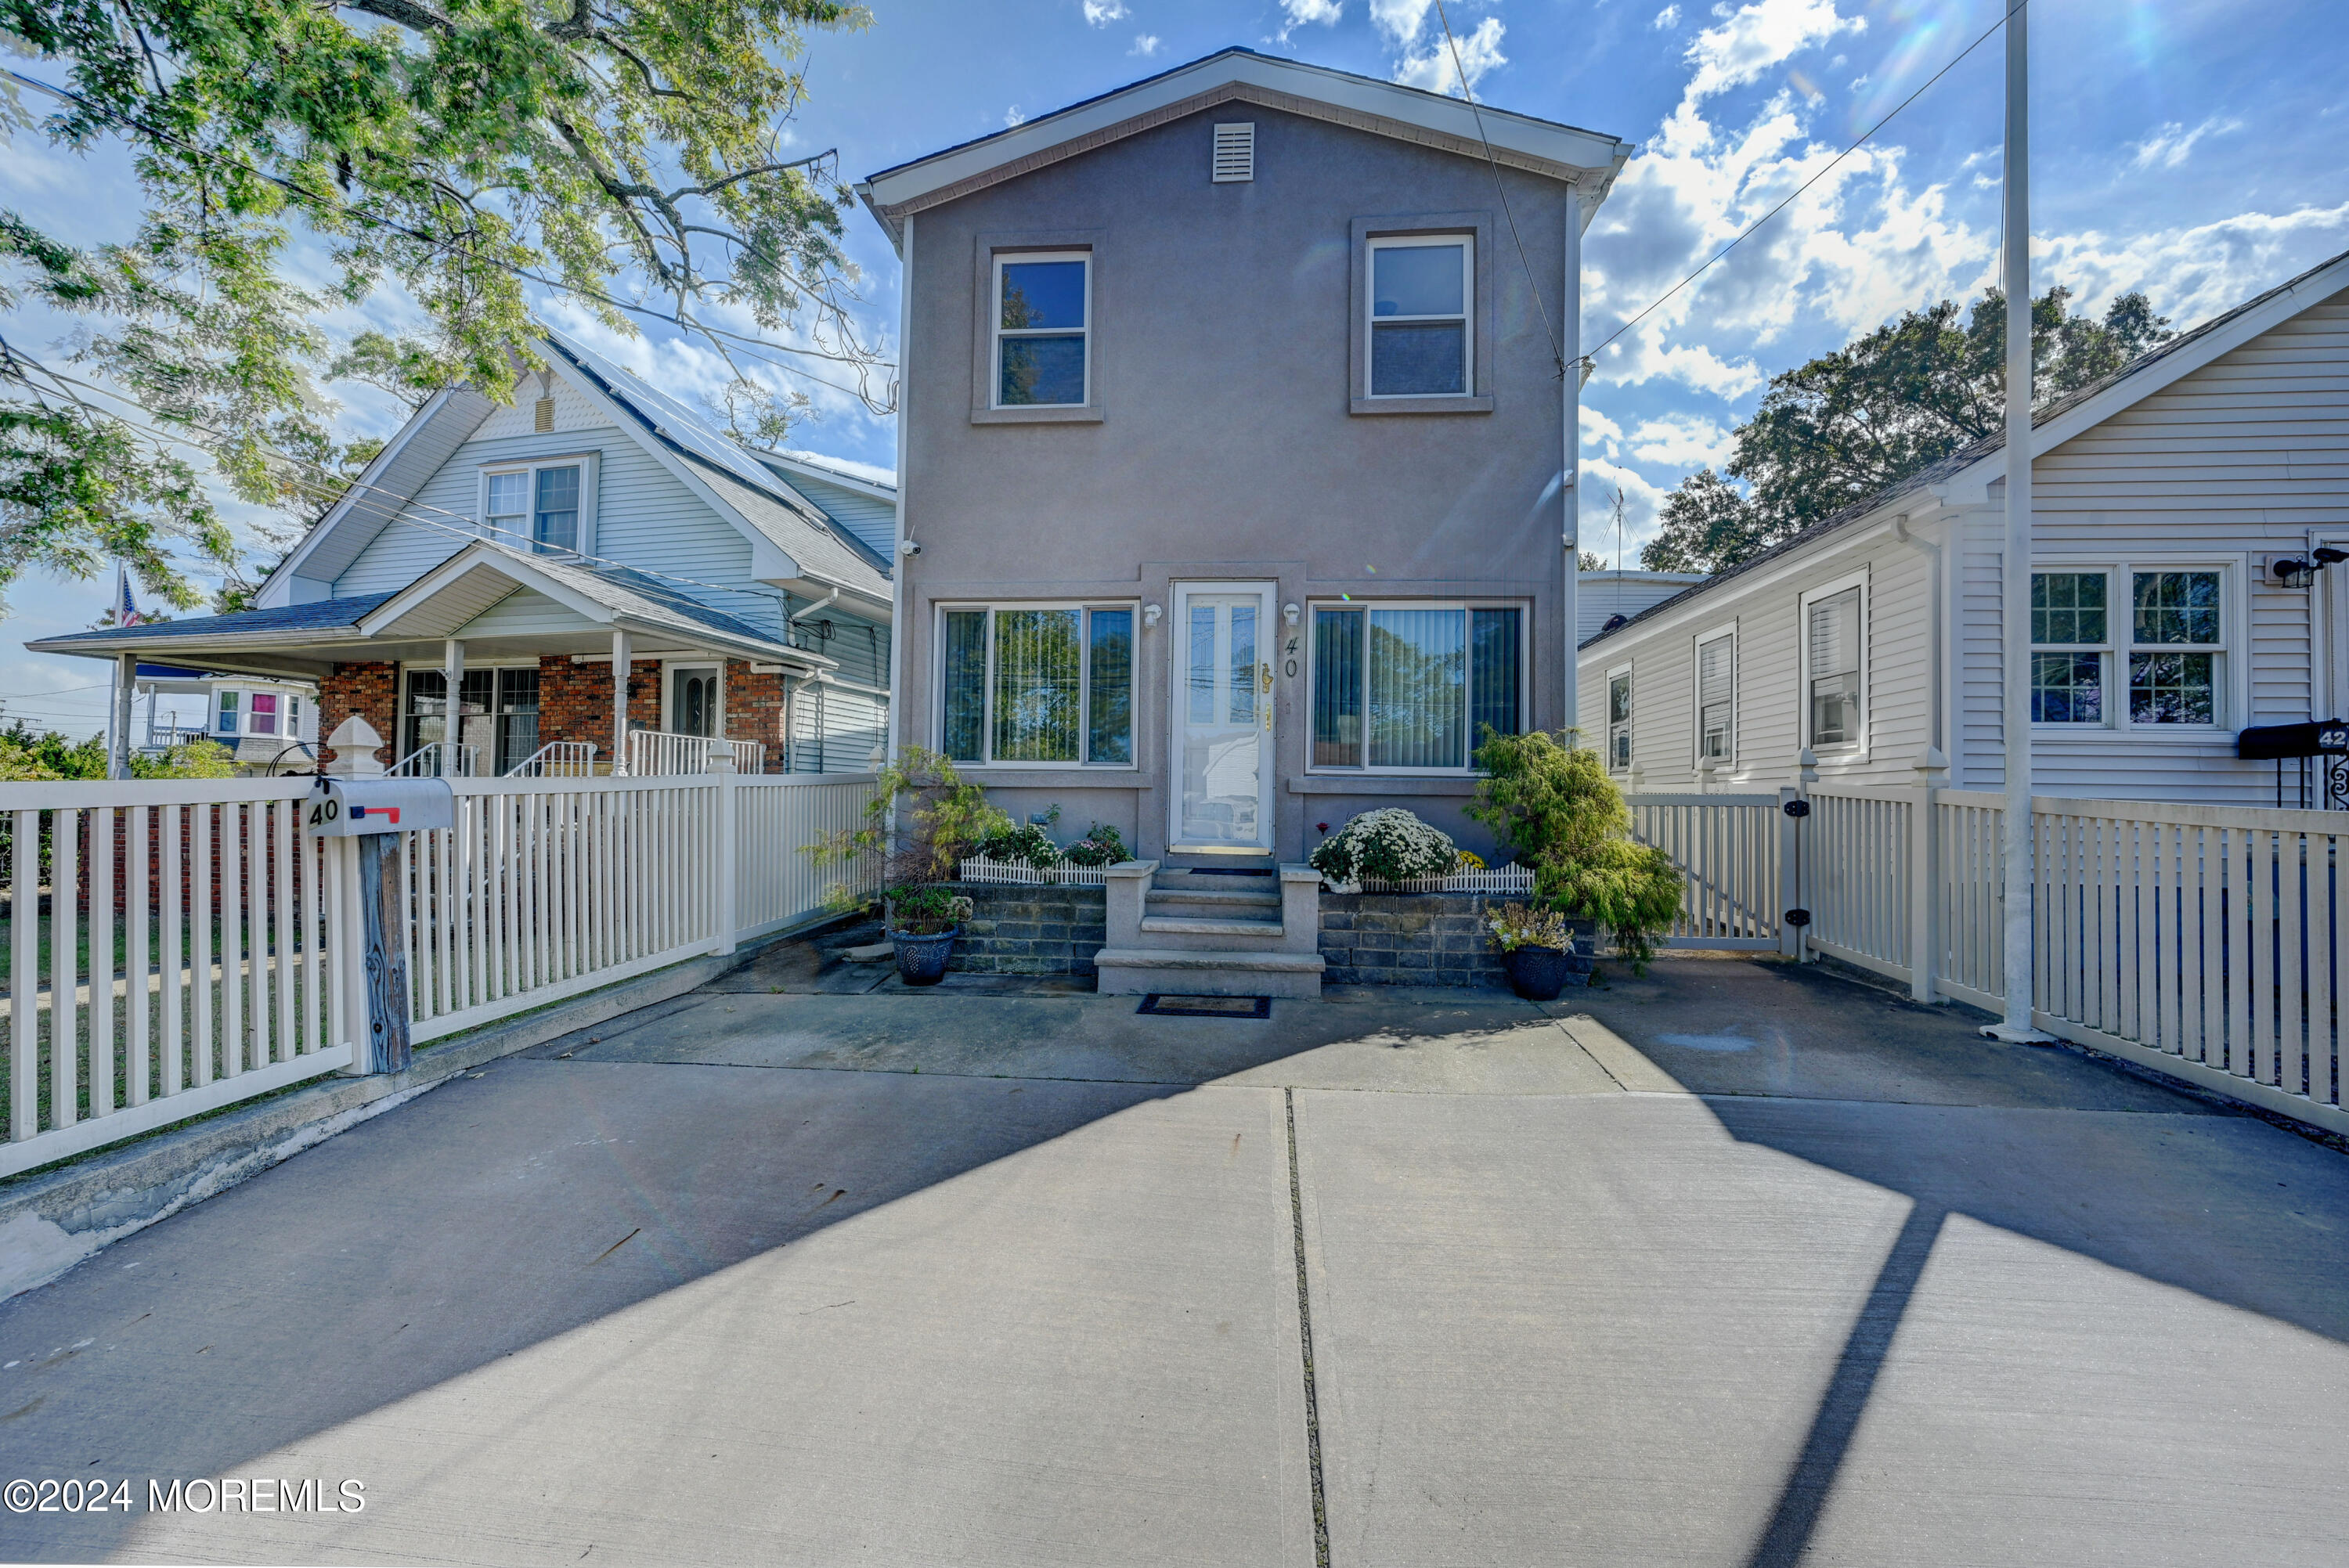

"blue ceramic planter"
[889,928,958,986]
[1504,945,1574,1001]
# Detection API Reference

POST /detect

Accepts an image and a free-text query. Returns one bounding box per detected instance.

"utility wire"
[16,349,846,615]
[1432,0,1564,376]
[0,66,894,408]
[1585,0,2024,364]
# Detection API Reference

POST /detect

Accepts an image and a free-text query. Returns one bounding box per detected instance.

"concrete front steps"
[1097,863,1326,997]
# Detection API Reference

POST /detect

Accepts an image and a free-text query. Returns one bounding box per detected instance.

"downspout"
[1562,186,1582,738]
[886,211,912,770]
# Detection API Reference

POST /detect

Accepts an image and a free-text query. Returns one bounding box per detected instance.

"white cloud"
[1081,0,1128,24]
[1280,0,1343,26]
[1629,413,1735,468]
[2130,116,2242,171]
[2037,200,2349,328]
[1393,16,1506,96]
[1369,0,1434,46]
[1680,0,1863,106]
[1005,105,1027,128]
[1580,407,1626,454]
[1652,5,1680,29]
[1131,33,1161,55]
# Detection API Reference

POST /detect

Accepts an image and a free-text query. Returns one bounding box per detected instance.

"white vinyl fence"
[1629,784,2347,1136]
[0,771,878,1177]
[1626,793,1784,950]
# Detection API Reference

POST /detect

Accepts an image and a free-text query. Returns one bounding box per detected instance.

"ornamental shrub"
[1466,730,1683,968]
[1063,822,1131,867]
[1308,808,1457,885]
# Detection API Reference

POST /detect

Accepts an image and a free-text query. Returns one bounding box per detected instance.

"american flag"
[117,566,143,628]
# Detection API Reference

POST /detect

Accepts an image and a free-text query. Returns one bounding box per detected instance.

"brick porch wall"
[319,661,397,769]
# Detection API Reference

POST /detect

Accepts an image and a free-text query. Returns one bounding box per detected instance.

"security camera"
[898,539,921,557]
[2315,546,2349,568]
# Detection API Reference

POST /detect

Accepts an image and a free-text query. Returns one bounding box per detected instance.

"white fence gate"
[0,771,879,1177]
[1626,793,1785,950]
[1629,784,2347,1137]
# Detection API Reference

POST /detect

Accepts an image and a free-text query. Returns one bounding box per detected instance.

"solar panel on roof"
[543,331,786,497]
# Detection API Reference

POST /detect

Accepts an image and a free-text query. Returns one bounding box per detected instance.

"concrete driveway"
[2,950,2345,1566]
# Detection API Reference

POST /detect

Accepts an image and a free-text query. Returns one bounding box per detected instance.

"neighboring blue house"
[32,333,894,777]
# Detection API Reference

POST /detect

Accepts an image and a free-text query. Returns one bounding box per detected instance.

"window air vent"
[534,396,556,433]
[1212,122,1255,183]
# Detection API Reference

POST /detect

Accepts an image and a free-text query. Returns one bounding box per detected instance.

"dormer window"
[992,252,1089,408]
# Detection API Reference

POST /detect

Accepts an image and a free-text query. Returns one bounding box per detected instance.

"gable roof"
[1579,243,2349,652]
[856,46,1632,247]
[259,333,890,612]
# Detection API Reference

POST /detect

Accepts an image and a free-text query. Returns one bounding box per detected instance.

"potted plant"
[883,885,975,986]
[1486,902,1582,1000]
[805,746,1012,985]
[1465,730,1684,971]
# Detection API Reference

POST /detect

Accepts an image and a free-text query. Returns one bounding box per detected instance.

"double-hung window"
[1607,669,1633,773]
[1309,602,1521,772]
[1805,585,1864,749]
[940,604,1134,766]
[1366,236,1471,398]
[481,456,595,555]
[215,690,240,737]
[1695,632,1735,763]
[2031,567,2228,728]
[992,253,1090,408]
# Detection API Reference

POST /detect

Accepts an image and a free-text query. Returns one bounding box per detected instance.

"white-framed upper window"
[1802,575,1867,752]
[1366,236,1473,398]
[1308,600,1523,773]
[479,455,597,556]
[939,603,1135,767]
[992,251,1090,409]
[1606,665,1633,774]
[1695,629,1736,765]
[2032,564,2232,730]
[215,689,240,737]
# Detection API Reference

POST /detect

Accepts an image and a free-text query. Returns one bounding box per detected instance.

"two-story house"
[860,47,1630,870]
[31,333,894,777]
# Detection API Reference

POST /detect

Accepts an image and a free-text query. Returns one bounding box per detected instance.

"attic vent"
[1211,122,1255,183]
[534,397,556,433]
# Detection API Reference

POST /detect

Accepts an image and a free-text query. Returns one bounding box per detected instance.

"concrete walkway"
[2,952,2345,1565]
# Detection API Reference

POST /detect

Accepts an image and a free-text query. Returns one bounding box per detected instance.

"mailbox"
[301,777,455,837]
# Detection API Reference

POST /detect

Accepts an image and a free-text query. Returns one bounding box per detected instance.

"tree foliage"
[1641,287,2175,575]
[1,0,876,611]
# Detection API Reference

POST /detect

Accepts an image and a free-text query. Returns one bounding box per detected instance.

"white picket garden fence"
[0,770,879,1177]
[958,855,1112,887]
[1627,784,2347,1135]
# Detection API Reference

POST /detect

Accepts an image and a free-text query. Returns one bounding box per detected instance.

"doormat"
[1186,867,1275,876]
[1137,993,1273,1019]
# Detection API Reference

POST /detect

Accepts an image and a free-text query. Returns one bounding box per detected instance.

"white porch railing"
[1626,784,2349,1136]
[505,741,598,777]
[392,742,479,777]
[0,770,879,1177]
[625,730,764,777]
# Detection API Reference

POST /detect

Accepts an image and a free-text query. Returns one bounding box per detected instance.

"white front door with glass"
[1172,583,1275,854]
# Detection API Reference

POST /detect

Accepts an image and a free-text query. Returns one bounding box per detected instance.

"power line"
[0,66,894,409]
[1586,0,2025,364]
[1432,0,1564,375]
[17,351,859,615]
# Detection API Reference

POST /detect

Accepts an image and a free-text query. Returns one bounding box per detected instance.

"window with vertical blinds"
[939,604,1137,766]
[1310,601,1521,772]
[1696,633,1734,762]
[1806,587,1862,748]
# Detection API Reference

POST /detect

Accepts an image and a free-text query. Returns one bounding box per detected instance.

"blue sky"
[5,0,2347,734]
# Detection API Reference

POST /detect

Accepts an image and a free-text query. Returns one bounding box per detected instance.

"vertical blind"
[1088,608,1133,764]
[991,609,1082,762]
[1470,607,1519,753]
[1313,608,1363,767]
[1369,607,1467,769]
[941,611,987,762]
[1313,605,1517,769]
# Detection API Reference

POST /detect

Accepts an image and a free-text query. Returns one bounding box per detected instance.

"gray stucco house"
[858,48,1630,874]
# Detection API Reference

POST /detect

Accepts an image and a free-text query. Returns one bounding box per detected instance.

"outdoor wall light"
[1143,603,1162,627]
[1283,602,1301,627]
[2271,555,2315,587]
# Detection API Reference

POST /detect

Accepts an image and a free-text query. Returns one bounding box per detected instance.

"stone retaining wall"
[947,881,1108,978]
[1319,892,1592,989]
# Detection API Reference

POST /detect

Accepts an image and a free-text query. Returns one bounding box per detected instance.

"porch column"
[442,638,464,776]
[611,627,633,775]
[111,653,136,779]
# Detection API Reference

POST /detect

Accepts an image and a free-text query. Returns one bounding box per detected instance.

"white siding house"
[1579,249,2349,808]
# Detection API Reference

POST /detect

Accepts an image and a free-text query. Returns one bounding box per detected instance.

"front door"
[1171,582,1275,854]
[669,665,720,737]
